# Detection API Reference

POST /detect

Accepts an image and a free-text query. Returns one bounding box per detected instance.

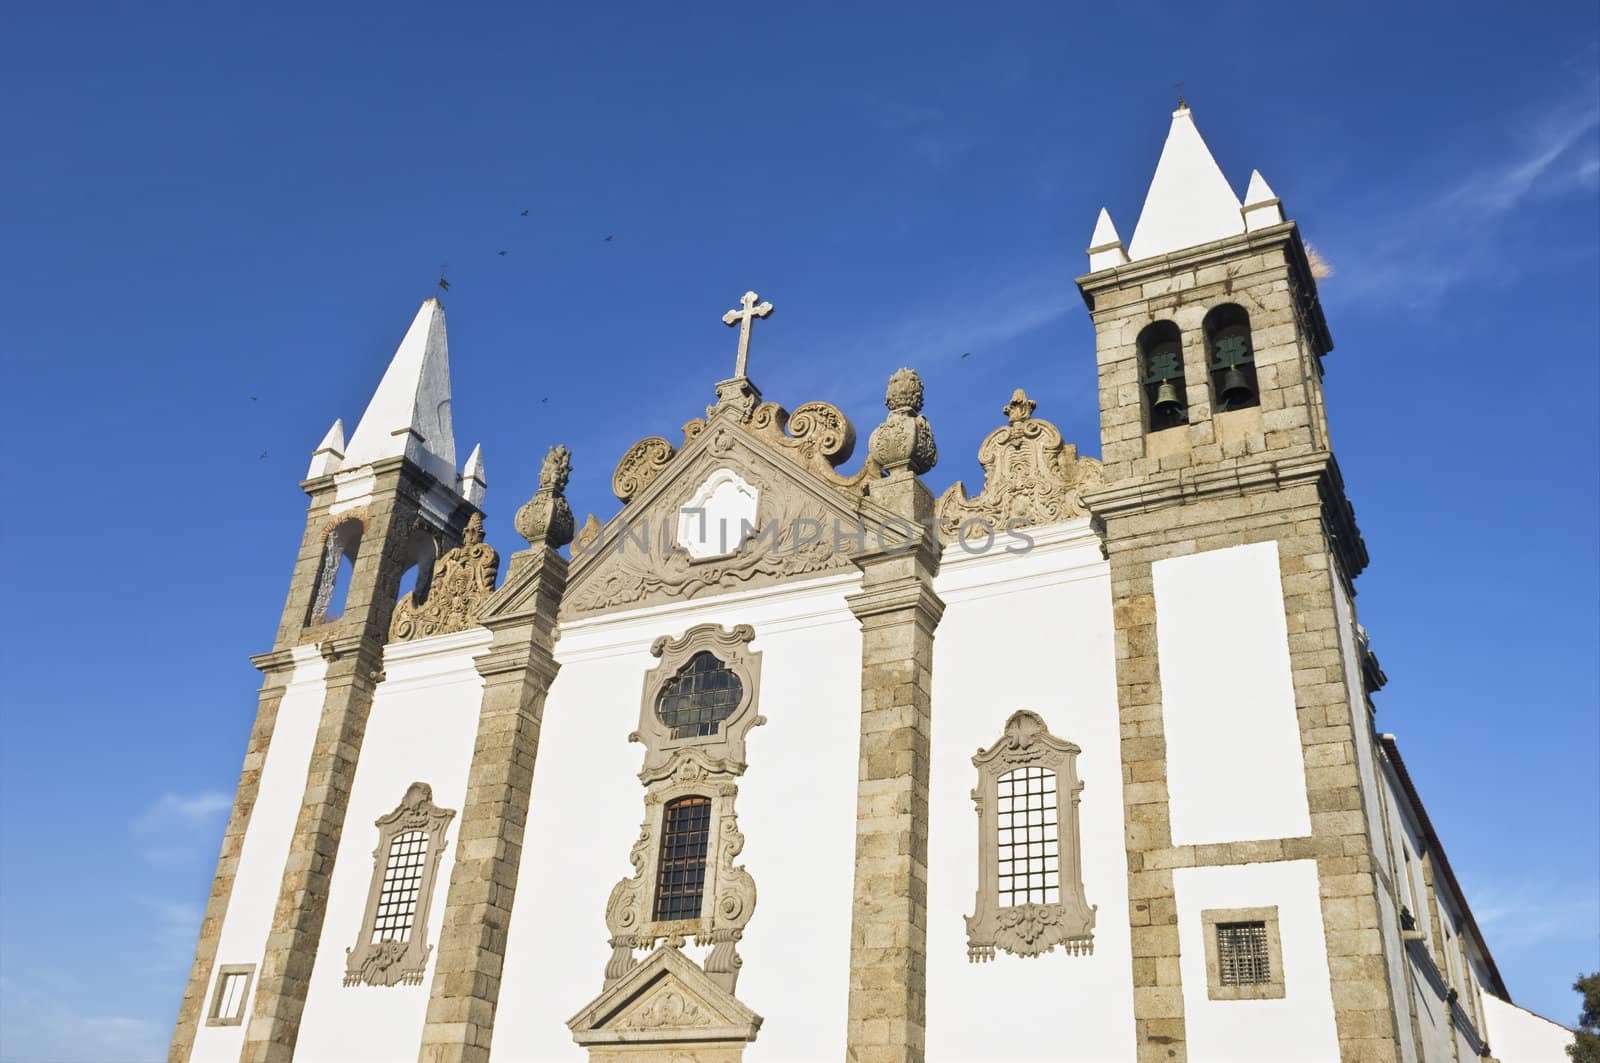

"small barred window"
[1216,920,1272,986]
[997,766,1060,907]
[653,795,712,921]
[655,652,743,739]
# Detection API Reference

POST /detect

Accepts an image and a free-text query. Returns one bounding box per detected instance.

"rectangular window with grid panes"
[996,766,1060,907]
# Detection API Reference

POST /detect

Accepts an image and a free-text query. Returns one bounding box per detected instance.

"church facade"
[170,106,1573,1063]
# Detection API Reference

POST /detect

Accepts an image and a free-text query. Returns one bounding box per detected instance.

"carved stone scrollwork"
[601,625,763,996]
[344,783,456,987]
[389,513,500,641]
[567,459,854,616]
[937,388,1104,545]
[743,400,879,495]
[613,437,677,503]
[966,710,1096,962]
[634,625,764,781]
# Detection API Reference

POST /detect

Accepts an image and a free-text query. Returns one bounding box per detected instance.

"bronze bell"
[1153,378,1183,417]
[1218,366,1254,408]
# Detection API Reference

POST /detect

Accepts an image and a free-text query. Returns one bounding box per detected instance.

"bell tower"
[1079,105,1403,1063]
[171,298,485,1063]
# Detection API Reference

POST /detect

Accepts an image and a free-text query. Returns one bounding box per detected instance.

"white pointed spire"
[343,298,457,484]
[307,418,346,478]
[1242,169,1285,231]
[459,443,487,507]
[1086,207,1130,272]
[1128,104,1245,260]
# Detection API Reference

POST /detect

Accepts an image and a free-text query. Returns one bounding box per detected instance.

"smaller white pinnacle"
[460,443,487,507]
[307,418,346,478]
[1087,207,1130,271]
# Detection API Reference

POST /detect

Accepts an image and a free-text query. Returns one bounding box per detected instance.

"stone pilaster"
[418,445,573,1063]
[167,652,294,1063]
[417,551,567,1063]
[845,370,943,1063]
[241,462,443,1063]
[844,529,943,1063]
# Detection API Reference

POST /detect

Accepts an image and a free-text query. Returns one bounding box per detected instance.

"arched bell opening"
[1204,303,1260,413]
[1137,320,1188,433]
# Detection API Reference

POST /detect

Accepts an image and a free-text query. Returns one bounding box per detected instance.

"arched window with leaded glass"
[655,652,744,739]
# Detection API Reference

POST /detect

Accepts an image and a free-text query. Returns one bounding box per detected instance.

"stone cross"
[722,290,773,380]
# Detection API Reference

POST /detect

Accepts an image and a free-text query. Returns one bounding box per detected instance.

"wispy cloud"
[0,976,165,1063]
[131,790,230,865]
[803,262,1082,413]
[136,897,205,977]
[864,96,977,169]
[1442,102,1599,213]
[1321,74,1599,311]
[1468,878,1600,951]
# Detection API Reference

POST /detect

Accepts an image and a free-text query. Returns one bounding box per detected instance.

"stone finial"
[1003,388,1037,424]
[867,368,937,475]
[884,367,924,415]
[462,511,486,545]
[514,444,575,548]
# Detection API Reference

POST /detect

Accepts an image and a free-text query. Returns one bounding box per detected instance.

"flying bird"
[250,395,258,401]
[520,209,530,217]
[498,250,508,256]
[259,450,269,460]
[961,352,971,359]
[604,234,614,242]
[541,397,549,403]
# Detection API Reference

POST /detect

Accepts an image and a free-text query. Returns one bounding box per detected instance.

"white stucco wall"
[1154,541,1311,846]
[494,573,865,1061]
[1173,860,1340,1063]
[191,646,327,1063]
[1481,994,1575,1063]
[925,520,1137,1061]
[294,627,491,1062]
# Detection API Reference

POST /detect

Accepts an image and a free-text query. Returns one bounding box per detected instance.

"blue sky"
[1,3,1596,1060]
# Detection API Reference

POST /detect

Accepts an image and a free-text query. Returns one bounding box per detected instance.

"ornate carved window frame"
[604,624,763,995]
[344,782,456,988]
[966,710,1096,962]
[205,963,255,1027]
[1201,906,1285,1000]
[632,624,764,779]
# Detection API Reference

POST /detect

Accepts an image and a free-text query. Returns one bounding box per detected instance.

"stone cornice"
[845,576,946,631]
[1085,452,1331,517]
[1086,451,1368,584]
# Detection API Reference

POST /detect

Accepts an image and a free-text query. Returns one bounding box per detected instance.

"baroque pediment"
[563,403,910,620]
[568,945,762,1048]
[936,389,1103,545]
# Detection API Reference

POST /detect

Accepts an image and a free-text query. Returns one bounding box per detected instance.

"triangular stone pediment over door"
[562,402,911,620]
[567,944,763,1062]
